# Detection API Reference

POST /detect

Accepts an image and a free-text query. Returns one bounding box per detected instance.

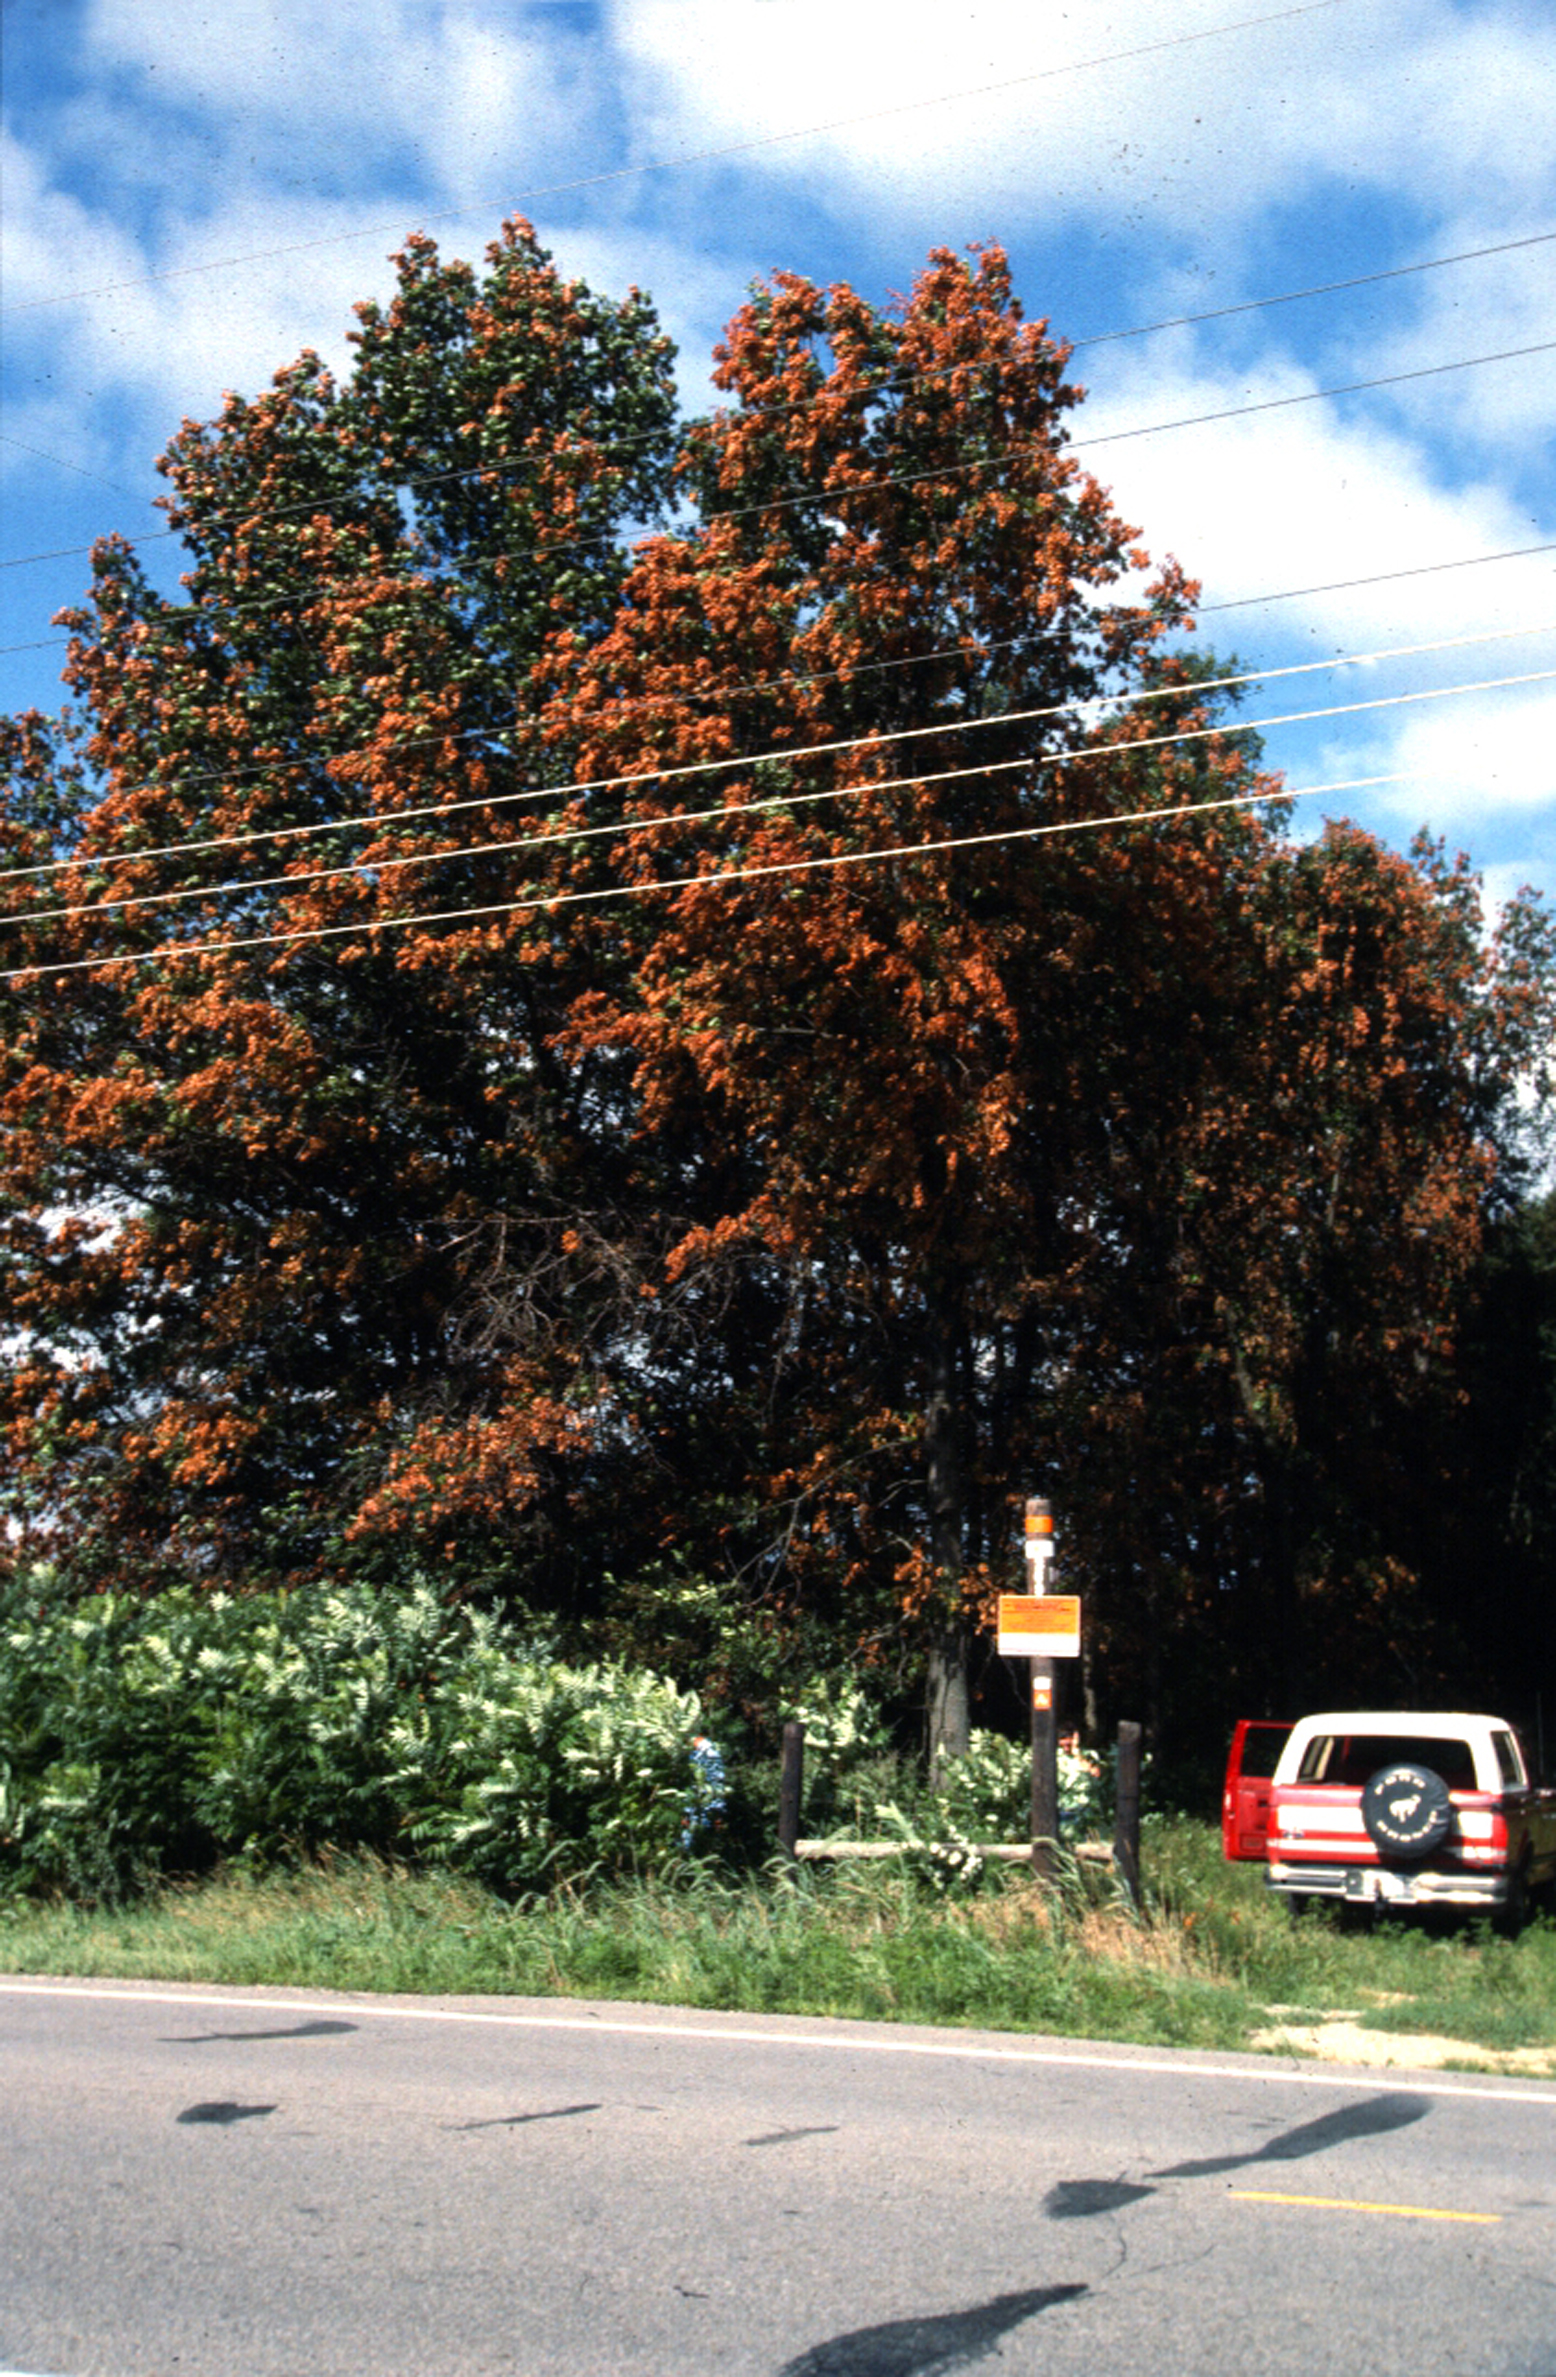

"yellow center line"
[1231,2191,1500,2224]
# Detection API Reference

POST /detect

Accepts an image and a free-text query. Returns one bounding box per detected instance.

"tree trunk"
[926,1635,971,1786]
[924,1291,971,1782]
[1265,1454,1305,1713]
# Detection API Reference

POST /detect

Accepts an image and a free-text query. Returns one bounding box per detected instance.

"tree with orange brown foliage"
[3,227,1549,1773]
[0,221,682,1600]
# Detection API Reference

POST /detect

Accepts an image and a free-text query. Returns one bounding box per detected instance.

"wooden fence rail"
[778,1716,1142,1893]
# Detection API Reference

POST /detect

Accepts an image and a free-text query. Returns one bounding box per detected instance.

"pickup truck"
[1223,1711,1556,1923]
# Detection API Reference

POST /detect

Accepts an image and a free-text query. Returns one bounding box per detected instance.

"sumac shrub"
[0,1570,707,1899]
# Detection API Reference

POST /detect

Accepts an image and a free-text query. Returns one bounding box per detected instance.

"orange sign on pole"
[997,1593,1082,1658]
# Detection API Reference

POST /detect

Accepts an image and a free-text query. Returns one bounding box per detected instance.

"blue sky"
[3,0,1552,915]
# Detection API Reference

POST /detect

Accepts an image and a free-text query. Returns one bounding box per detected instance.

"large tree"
[3,228,1547,1767]
[1054,825,1555,1743]
[513,248,1527,1754]
[0,221,681,1592]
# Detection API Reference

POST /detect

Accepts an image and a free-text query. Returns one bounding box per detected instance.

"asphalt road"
[2,1976,1554,2377]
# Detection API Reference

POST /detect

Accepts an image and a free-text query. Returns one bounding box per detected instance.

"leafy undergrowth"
[2,1820,1553,2063]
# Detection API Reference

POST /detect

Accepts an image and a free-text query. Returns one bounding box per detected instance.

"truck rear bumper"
[1266,1861,1509,1908]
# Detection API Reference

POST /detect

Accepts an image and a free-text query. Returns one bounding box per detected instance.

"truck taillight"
[1487,1811,1508,1852]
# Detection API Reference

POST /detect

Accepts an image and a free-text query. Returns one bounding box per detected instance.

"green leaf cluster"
[0,1571,705,1900]
[792,1706,1105,1846]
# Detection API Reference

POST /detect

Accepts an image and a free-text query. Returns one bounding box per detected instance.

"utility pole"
[997,1497,1080,1886]
[1025,1497,1059,1882]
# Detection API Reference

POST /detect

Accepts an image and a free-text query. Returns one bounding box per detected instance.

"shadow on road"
[175,2100,276,2125]
[447,2102,602,2130]
[1043,2089,1432,2221]
[1045,2178,1156,2219]
[1149,2090,1430,2179]
[778,2283,1088,2375]
[162,2020,358,2043]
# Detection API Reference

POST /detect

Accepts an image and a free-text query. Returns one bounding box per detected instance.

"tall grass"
[4,1824,1553,2065]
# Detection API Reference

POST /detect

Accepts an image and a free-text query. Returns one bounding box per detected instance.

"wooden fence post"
[1114,1719,1142,1906]
[778,1720,805,1858]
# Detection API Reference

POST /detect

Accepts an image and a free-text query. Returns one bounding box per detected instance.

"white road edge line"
[3,1976,1555,2106]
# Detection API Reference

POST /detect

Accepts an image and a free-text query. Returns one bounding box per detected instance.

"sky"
[2,0,1553,918]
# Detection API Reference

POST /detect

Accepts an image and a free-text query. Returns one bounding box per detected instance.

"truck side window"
[1493,1731,1526,1788]
[1240,1727,1289,1778]
[1297,1736,1335,1782]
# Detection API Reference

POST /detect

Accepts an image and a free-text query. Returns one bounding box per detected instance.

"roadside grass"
[0,1846,1252,2047]
[1142,1818,1556,2056]
[2,1820,1553,2064]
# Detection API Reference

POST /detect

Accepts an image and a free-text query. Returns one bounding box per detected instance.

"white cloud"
[1343,223,1556,463]
[0,123,147,318]
[17,0,1551,453]
[1363,681,1556,825]
[607,0,1556,245]
[1064,329,1554,878]
[78,0,603,203]
[1078,335,1555,653]
[8,184,402,436]
[1324,6,1556,221]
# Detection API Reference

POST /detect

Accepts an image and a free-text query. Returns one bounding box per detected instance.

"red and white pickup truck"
[1223,1711,1556,1922]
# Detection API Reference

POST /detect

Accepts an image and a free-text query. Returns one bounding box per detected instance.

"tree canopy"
[3,221,1551,1764]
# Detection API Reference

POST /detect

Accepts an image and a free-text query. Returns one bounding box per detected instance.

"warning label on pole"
[997,1594,1081,1658]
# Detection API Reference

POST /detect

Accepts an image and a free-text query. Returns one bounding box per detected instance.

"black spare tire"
[1361,1762,1453,1859]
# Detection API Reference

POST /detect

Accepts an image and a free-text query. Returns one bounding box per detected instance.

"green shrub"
[791,1710,1110,1851]
[0,1570,708,1899]
[387,1638,709,1889]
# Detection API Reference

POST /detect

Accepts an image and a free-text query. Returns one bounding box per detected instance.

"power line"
[6,655,1540,925]
[1068,229,1556,354]
[1200,539,1554,615]
[0,760,1449,985]
[0,436,142,501]
[7,666,1552,947]
[4,222,1548,580]
[2,0,1349,321]
[4,619,1547,893]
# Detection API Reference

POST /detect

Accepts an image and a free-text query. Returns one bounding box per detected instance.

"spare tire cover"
[1361,1763,1453,1859]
